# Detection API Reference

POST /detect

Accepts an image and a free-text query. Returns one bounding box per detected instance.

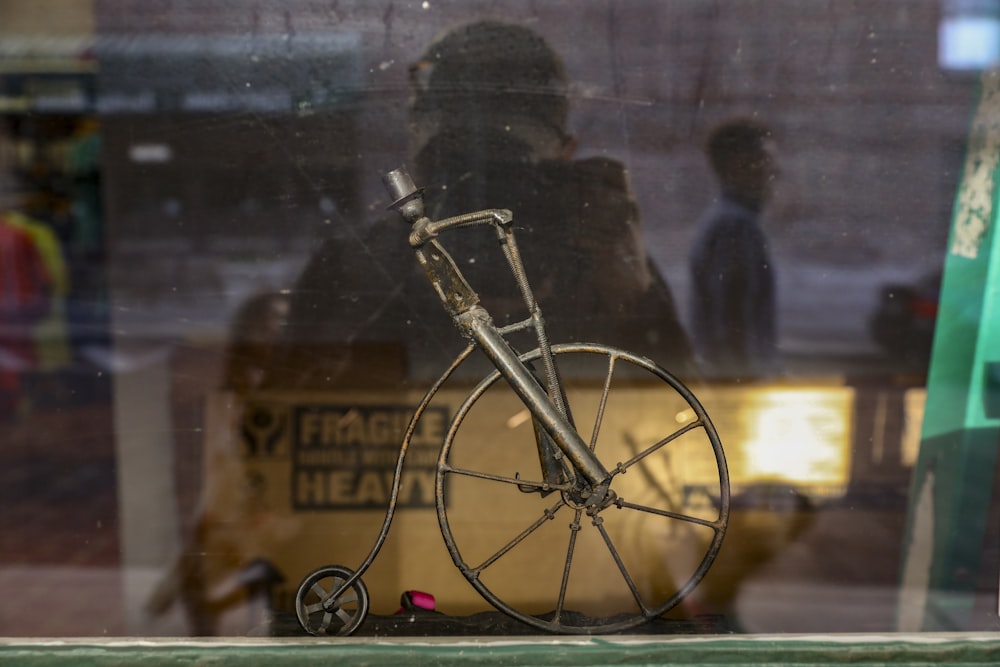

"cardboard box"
[198,379,854,622]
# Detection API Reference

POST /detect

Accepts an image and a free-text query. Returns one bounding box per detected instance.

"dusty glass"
[0,0,993,638]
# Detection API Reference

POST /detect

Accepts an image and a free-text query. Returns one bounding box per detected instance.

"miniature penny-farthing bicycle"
[295,168,730,636]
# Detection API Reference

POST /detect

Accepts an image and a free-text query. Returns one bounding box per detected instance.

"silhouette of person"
[147,291,293,635]
[221,292,290,397]
[683,483,815,632]
[276,20,693,388]
[688,118,780,380]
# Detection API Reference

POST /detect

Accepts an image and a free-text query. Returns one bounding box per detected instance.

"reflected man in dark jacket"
[278,20,693,388]
[689,118,780,380]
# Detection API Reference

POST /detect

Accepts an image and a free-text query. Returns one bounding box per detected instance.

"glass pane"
[2,0,995,639]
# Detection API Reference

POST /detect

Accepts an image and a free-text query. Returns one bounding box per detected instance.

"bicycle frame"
[312,168,616,613]
[300,169,729,634]
[383,168,612,493]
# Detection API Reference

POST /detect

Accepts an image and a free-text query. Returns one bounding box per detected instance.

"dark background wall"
[93,0,977,357]
[95,0,972,260]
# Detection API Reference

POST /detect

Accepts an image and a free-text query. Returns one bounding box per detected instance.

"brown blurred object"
[682,483,816,631]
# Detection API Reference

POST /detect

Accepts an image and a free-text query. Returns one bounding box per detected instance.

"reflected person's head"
[706,118,779,205]
[407,20,574,173]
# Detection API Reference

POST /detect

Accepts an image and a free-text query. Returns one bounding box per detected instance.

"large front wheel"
[436,344,729,634]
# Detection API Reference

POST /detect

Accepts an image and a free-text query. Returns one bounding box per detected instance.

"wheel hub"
[562,481,617,511]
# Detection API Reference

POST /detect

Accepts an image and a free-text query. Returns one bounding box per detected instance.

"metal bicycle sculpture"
[295,168,730,636]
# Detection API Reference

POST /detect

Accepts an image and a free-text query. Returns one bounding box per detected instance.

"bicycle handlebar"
[383,168,513,247]
[412,209,513,246]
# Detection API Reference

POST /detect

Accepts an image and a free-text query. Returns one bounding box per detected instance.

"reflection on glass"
[0,0,989,640]
[939,0,1000,71]
[738,388,851,492]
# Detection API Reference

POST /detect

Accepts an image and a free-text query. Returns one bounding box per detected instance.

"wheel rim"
[295,565,370,636]
[436,344,729,634]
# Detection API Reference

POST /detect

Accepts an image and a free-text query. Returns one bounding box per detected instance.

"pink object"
[397,590,436,613]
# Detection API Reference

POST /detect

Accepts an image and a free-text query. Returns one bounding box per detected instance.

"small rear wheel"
[295,565,369,636]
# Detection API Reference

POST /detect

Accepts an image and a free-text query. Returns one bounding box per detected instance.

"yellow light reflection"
[737,388,852,489]
[901,388,927,468]
[506,408,531,430]
[675,408,696,424]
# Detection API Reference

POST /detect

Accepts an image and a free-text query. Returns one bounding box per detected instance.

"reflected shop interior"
[3,0,1000,638]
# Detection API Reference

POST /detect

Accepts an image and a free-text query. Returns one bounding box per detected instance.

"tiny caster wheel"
[295,565,370,636]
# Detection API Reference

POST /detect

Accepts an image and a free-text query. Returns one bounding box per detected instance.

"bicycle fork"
[456,305,611,492]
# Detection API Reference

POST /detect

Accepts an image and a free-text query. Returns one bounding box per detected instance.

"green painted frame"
[4,635,1000,667]
[900,68,1000,631]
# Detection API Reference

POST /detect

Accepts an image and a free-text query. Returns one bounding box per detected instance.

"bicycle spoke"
[304,601,326,615]
[622,433,681,512]
[310,581,328,599]
[553,508,584,624]
[319,580,347,606]
[319,612,334,632]
[310,586,357,624]
[470,499,565,573]
[614,421,704,476]
[588,354,616,451]
[592,515,650,616]
[614,497,723,530]
[443,463,572,492]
